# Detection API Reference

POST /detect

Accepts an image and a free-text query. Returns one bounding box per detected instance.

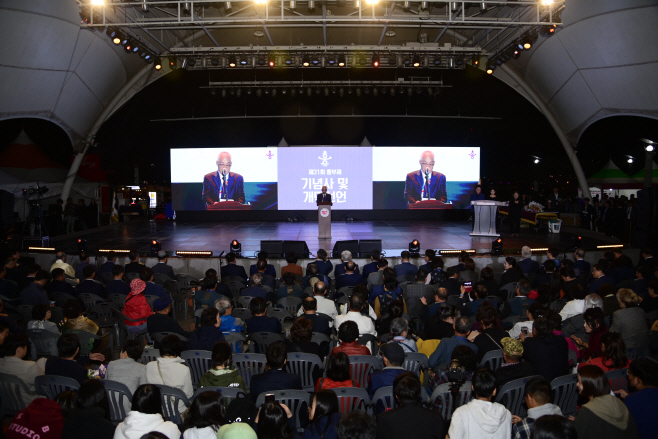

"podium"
[408,200,453,209]
[206,201,251,211]
[317,202,332,239]
[470,200,507,236]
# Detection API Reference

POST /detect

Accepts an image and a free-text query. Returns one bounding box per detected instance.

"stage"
[47,218,626,257]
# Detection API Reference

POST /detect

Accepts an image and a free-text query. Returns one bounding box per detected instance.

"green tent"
[631,160,658,184]
[587,160,641,189]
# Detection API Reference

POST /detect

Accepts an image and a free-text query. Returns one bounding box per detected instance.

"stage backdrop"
[171,146,480,211]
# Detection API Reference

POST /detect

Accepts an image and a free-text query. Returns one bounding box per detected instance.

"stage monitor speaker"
[359,239,382,257]
[332,240,359,258]
[260,240,284,258]
[282,241,309,258]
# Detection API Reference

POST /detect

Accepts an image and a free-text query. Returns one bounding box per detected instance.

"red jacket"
[330,341,371,358]
[123,293,152,326]
[315,377,357,391]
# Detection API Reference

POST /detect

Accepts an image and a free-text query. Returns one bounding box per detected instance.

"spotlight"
[492,238,503,256]
[169,57,178,69]
[311,56,320,66]
[534,158,540,164]
[522,37,533,50]
[412,55,421,67]
[107,27,120,44]
[228,56,237,67]
[257,56,266,66]
[486,67,494,74]
[512,49,521,59]
[308,0,315,10]
[150,239,162,256]
[154,57,162,70]
[647,144,655,152]
[570,235,582,252]
[433,56,441,66]
[211,57,220,67]
[268,55,275,67]
[239,57,248,66]
[327,56,336,66]
[627,157,633,164]
[403,57,411,67]
[230,240,242,255]
[302,56,310,67]
[409,239,420,256]
[337,55,346,67]
[372,54,380,67]
[472,56,479,66]
[77,238,88,252]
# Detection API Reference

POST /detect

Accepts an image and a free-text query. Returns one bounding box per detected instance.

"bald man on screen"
[202,151,246,204]
[404,151,447,204]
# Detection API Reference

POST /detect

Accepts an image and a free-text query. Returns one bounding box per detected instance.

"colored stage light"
[27,247,56,252]
[409,240,420,255]
[570,235,582,252]
[77,239,88,252]
[492,238,503,256]
[151,239,162,255]
[176,250,213,256]
[230,240,242,255]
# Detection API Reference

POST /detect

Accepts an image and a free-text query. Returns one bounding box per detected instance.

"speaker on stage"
[282,240,310,258]
[359,239,382,257]
[332,240,359,258]
[260,240,284,258]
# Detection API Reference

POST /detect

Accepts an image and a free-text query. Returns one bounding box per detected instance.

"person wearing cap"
[152,250,175,279]
[147,295,193,348]
[494,337,535,388]
[122,279,153,333]
[366,343,408,401]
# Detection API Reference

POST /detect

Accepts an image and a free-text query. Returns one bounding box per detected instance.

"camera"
[446,359,469,385]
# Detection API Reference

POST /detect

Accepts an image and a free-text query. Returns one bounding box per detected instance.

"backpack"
[430,268,445,285]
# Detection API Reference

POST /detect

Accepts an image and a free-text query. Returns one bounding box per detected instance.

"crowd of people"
[0,245,657,439]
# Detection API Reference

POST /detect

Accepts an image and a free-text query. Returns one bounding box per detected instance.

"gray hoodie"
[448,399,512,439]
[526,403,563,420]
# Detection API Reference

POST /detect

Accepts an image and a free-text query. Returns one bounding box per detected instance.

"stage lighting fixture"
[512,49,521,59]
[327,56,336,66]
[534,158,540,164]
[409,239,420,255]
[268,56,275,67]
[181,58,188,69]
[107,27,120,43]
[372,54,380,67]
[540,24,557,37]
[302,56,310,67]
[403,57,411,67]
[492,238,503,256]
[176,250,213,256]
[308,0,315,10]
[311,56,320,66]
[228,56,237,67]
[541,0,553,5]
[627,156,633,163]
[239,57,248,66]
[412,55,421,67]
[150,239,162,255]
[570,235,582,252]
[388,56,397,66]
[154,57,162,70]
[225,1,232,9]
[211,57,220,67]
[338,55,346,67]
[447,57,455,68]
[472,56,479,66]
[522,37,533,50]
[28,247,56,252]
[366,0,379,4]
[230,240,242,255]
[77,238,88,252]
[486,65,494,74]
[257,56,266,66]
[91,0,104,5]
[124,40,134,53]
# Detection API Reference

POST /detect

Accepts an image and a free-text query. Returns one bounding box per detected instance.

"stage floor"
[48,219,625,256]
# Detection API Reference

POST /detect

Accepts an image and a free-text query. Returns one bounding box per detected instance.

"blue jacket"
[362,262,379,279]
[98,261,115,274]
[303,413,341,439]
[518,258,541,275]
[152,262,175,279]
[76,279,107,301]
[221,264,248,281]
[367,367,408,399]
[428,336,478,368]
[187,325,226,351]
[589,275,616,294]
[219,315,244,333]
[309,260,334,276]
[394,262,419,278]
[75,262,93,280]
[20,283,49,306]
[573,259,591,278]
[249,264,277,277]
[368,286,402,303]
[246,315,282,334]
[335,273,364,290]
[250,369,303,402]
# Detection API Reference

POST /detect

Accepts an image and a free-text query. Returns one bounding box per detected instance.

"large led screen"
[171,146,480,211]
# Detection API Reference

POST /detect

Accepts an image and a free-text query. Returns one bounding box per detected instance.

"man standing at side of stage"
[404,150,447,205]
[202,151,246,205]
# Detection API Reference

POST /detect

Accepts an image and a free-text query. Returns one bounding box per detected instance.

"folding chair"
[402,352,429,386]
[550,374,579,416]
[99,272,114,285]
[192,386,247,406]
[181,350,213,389]
[348,355,380,388]
[255,390,310,431]
[277,297,302,315]
[500,283,518,300]
[125,272,140,281]
[331,387,371,414]
[266,307,294,325]
[152,332,189,346]
[478,349,504,371]
[605,369,629,393]
[103,379,133,425]
[371,386,396,412]
[430,381,473,420]
[88,301,119,346]
[140,347,160,365]
[495,375,543,417]
[153,273,172,286]
[108,293,127,310]
[154,384,191,425]
[285,352,324,392]
[67,329,111,356]
[357,334,379,356]
[232,353,267,392]
[112,308,148,346]
[249,332,285,353]
[236,296,255,309]
[26,328,59,359]
[34,375,80,399]
[336,287,354,299]
[0,373,36,418]
[79,293,105,311]
[224,332,247,353]
[232,308,252,321]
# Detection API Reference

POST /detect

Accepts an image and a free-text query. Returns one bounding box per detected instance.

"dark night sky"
[1,64,657,198]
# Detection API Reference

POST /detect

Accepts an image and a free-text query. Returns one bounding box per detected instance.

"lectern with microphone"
[317,201,332,239]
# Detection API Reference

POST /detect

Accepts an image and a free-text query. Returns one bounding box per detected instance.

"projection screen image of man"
[404,150,447,205]
[202,151,246,205]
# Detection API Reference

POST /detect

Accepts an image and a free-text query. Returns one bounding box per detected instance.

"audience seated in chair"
[113,384,181,439]
[242,273,276,303]
[335,261,363,291]
[494,337,535,388]
[249,341,303,402]
[300,297,331,336]
[429,316,478,369]
[144,334,193,412]
[296,281,337,321]
[521,312,569,383]
[61,379,115,439]
[98,251,117,274]
[0,334,45,405]
[471,301,508,363]
[376,373,446,439]
[334,292,376,338]
[367,343,408,399]
[281,253,303,278]
[331,321,370,358]
[140,267,168,299]
[106,340,147,406]
[180,390,226,438]
[215,297,245,333]
[147,296,193,345]
[20,270,50,306]
[245,297,282,334]
[46,267,76,297]
[335,250,360,277]
[448,368,512,439]
[195,275,232,309]
[277,272,304,299]
[76,265,106,299]
[198,341,246,391]
[221,252,248,281]
[45,332,105,385]
[249,251,277,277]
[511,378,563,439]
[316,352,357,391]
[305,390,342,439]
[188,307,226,351]
[151,250,175,279]
[61,299,99,335]
[613,358,658,439]
[286,317,323,362]
[428,345,476,391]
[124,251,146,277]
[106,265,131,296]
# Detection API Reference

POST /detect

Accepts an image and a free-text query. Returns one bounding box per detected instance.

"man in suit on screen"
[316,186,332,203]
[404,150,447,205]
[202,151,246,205]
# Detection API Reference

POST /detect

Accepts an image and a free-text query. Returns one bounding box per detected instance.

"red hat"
[6,398,64,439]
[130,278,146,295]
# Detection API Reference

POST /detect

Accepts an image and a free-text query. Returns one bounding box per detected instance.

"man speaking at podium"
[202,151,246,205]
[404,150,447,205]
[316,186,332,203]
